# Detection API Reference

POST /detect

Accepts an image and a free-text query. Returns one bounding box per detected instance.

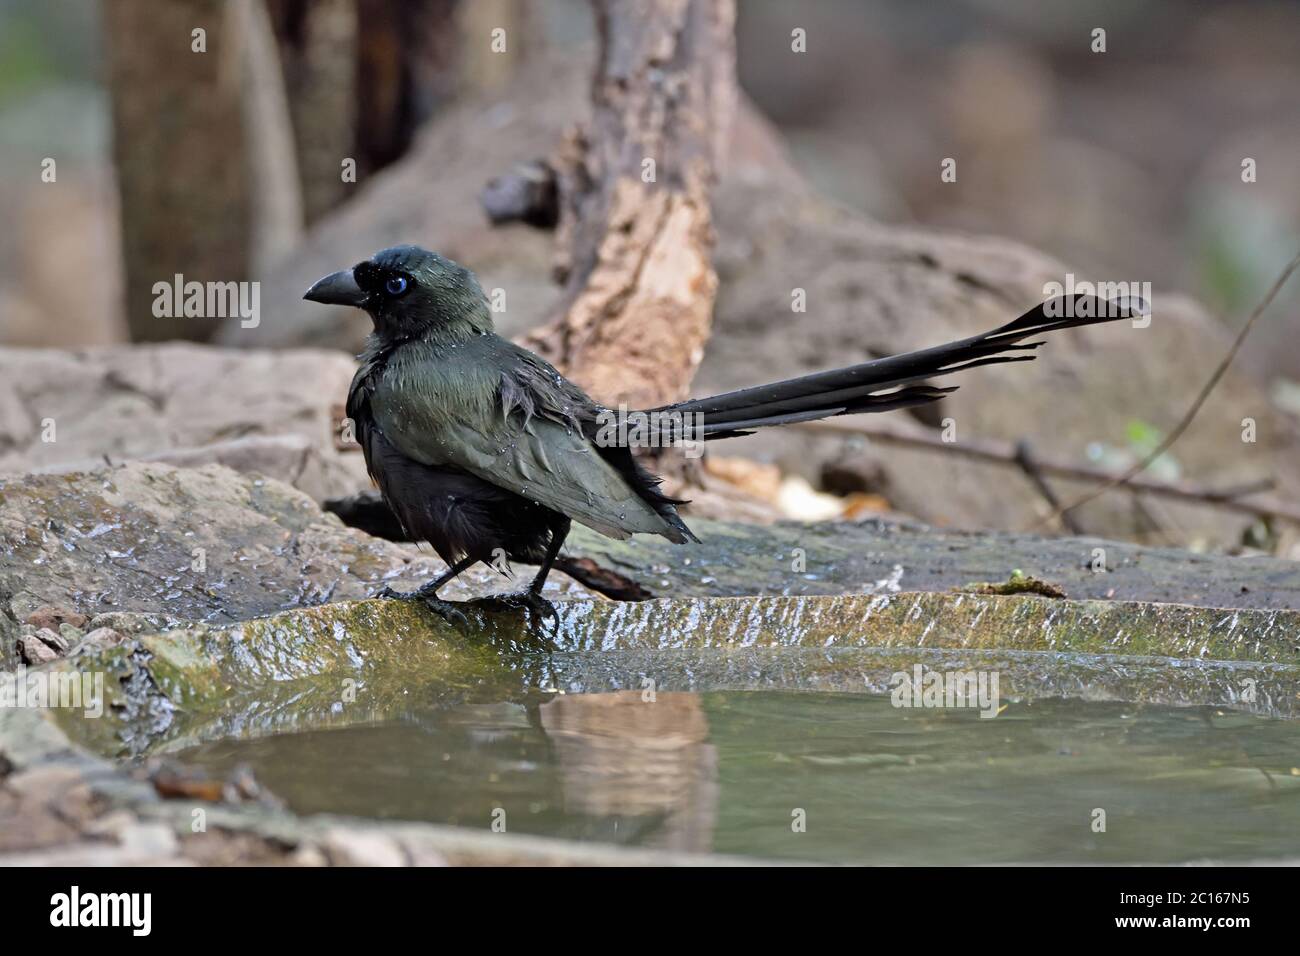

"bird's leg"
[375,555,476,599]
[528,516,571,596]
[375,555,477,626]
[481,517,570,629]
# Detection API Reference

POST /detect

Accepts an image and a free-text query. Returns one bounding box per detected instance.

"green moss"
[139,631,227,709]
[954,569,1068,598]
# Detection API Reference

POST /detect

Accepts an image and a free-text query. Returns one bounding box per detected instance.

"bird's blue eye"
[385,276,408,296]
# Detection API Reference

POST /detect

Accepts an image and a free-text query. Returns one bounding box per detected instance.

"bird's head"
[303,245,492,342]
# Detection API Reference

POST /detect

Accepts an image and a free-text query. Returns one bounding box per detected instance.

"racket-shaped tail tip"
[1108,294,1151,319]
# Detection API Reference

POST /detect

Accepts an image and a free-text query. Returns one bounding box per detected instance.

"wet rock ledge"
[2,461,1298,865]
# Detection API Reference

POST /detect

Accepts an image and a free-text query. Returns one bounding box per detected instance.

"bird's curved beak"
[303,269,366,307]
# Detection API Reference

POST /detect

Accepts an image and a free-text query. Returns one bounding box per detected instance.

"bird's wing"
[368,344,682,542]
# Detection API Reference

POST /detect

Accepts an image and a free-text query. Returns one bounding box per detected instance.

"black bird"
[306,245,1141,623]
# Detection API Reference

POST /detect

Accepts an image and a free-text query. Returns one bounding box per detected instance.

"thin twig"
[797,419,1299,524]
[1028,248,1300,530]
[1012,440,1084,534]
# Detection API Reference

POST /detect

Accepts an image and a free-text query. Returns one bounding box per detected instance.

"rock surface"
[5,461,1297,671]
[0,343,368,501]
[0,461,590,669]
[564,517,1300,610]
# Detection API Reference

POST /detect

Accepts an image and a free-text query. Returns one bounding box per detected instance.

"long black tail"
[655,294,1143,440]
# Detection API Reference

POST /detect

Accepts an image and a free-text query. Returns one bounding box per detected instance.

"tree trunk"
[268,0,467,220]
[104,0,251,342]
[355,0,463,177]
[522,0,737,410]
[235,0,304,271]
[457,0,528,96]
[264,0,357,225]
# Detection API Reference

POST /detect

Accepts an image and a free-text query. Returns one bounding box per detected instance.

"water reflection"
[176,691,1300,864]
[538,691,718,852]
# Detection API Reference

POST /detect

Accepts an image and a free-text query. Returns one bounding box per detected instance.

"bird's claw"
[476,590,560,632]
[373,584,470,629]
[373,582,440,602]
[419,596,471,629]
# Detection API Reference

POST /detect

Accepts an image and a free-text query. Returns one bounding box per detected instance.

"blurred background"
[1,0,1297,552]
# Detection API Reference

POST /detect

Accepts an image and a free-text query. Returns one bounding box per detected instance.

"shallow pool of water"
[175,691,1300,864]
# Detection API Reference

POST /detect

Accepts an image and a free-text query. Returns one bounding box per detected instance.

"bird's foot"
[475,590,560,631]
[373,584,469,628]
[417,596,471,629]
[373,582,431,601]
